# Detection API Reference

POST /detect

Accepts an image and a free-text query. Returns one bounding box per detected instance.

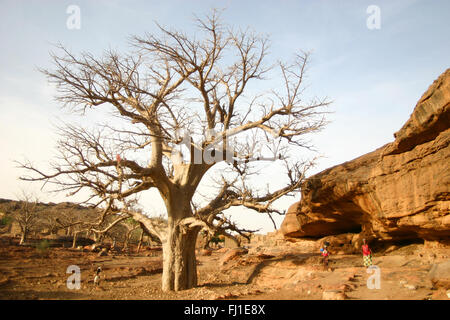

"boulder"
[199,248,212,256]
[383,68,450,156]
[256,253,275,259]
[428,260,450,289]
[280,202,303,238]
[404,284,417,290]
[318,233,359,254]
[220,247,248,265]
[216,247,230,253]
[322,290,347,300]
[281,69,450,242]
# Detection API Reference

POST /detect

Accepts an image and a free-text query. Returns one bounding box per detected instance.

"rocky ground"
[0,238,449,300]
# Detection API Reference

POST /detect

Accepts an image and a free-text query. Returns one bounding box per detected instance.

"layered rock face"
[281,69,450,242]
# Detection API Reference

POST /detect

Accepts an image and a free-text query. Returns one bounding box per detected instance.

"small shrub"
[36,239,50,257]
[210,235,225,246]
[0,215,12,226]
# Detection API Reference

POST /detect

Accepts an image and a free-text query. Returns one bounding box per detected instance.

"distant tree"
[121,217,139,251]
[43,209,61,235]
[14,190,40,245]
[19,10,330,291]
[69,207,130,248]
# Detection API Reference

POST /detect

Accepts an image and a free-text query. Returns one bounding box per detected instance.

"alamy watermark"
[366,265,381,289]
[170,128,282,165]
[66,265,81,289]
[66,5,81,30]
[366,5,381,30]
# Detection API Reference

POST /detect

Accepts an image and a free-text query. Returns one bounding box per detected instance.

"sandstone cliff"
[281,69,450,243]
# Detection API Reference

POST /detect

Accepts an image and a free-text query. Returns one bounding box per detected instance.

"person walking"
[320,241,330,269]
[94,266,102,286]
[362,239,373,267]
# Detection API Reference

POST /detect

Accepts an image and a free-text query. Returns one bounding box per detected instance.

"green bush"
[0,215,12,226]
[210,235,225,245]
[36,239,50,256]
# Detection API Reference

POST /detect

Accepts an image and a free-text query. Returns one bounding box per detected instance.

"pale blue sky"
[1,0,449,233]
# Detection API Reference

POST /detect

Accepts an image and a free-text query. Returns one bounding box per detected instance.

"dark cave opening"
[371,237,425,252]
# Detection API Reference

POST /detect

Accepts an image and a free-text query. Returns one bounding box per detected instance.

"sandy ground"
[0,241,448,300]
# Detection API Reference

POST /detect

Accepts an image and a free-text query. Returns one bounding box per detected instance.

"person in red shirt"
[320,241,330,268]
[362,238,373,267]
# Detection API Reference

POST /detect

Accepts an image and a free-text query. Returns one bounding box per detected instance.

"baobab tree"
[19,11,330,291]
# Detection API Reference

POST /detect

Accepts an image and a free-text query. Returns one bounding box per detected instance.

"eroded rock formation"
[281,69,450,242]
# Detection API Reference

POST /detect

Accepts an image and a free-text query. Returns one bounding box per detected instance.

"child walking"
[320,241,330,268]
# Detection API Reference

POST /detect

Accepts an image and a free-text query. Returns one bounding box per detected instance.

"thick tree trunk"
[161,221,200,292]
